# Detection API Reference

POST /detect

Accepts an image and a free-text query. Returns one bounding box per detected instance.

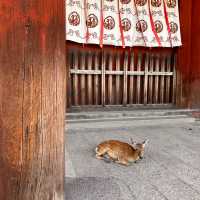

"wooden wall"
[176,0,192,107]
[177,0,200,108]
[190,1,200,107]
[0,0,66,199]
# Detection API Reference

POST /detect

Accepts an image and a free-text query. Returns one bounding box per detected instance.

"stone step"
[66,108,200,123]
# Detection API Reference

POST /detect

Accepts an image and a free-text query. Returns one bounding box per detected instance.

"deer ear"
[142,139,149,147]
[130,138,136,145]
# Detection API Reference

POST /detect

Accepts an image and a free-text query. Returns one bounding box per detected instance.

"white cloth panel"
[66,0,182,47]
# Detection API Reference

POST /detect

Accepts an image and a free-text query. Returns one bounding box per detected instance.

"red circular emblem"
[167,0,176,8]
[154,20,163,33]
[151,0,161,7]
[68,11,80,26]
[104,16,115,30]
[86,14,98,28]
[121,18,131,32]
[170,22,178,33]
[120,0,131,4]
[136,20,148,33]
[135,0,147,6]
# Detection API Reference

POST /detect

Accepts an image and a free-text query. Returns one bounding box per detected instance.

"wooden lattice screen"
[67,48,177,108]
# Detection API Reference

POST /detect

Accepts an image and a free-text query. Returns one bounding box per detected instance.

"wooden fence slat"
[160,56,165,104]
[136,53,142,104]
[94,52,99,105]
[67,50,72,107]
[87,51,93,105]
[68,50,176,107]
[80,52,86,105]
[154,55,160,104]
[148,54,154,104]
[129,52,134,104]
[123,52,128,106]
[108,53,113,104]
[73,50,79,106]
[116,53,121,104]
[101,51,106,106]
[166,56,171,103]
[144,53,149,105]
[173,55,177,104]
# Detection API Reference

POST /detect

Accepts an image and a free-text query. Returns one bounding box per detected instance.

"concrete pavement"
[65,109,200,200]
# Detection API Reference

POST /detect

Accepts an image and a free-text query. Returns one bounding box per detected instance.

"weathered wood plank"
[116,53,121,104]
[173,55,177,104]
[154,55,160,104]
[87,51,93,105]
[67,50,72,108]
[70,69,172,76]
[108,53,113,104]
[123,52,128,106]
[73,50,79,105]
[101,51,106,106]
[0,0,66,199]
[166,56,171,103]
[148,54,154,104]
[136,53,142,104]
[160,56,165,103]
[144,53,149,105]
[94,52,99,105]
[80,52,86,105]
[129,52,134,104]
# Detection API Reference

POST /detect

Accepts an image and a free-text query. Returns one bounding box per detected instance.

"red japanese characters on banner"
[66,0,181,47]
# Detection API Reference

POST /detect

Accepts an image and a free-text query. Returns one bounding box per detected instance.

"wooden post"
[0,0,66,199]
[148,54,154,104]
[144,53,149,105]
[123,52,128,106]
[73,50,79,106]
[94,52,100,105]
[116,53,121,104]
[87,51,93,105]
[108,53,113,104]
[154,55,160,104]
[101,51,106,106]
[129,52,134,104]
[136,53,142,104]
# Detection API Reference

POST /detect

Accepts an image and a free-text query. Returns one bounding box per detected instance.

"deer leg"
[96,155,104,160]
[95,147,108,160]
[115,157,129,166]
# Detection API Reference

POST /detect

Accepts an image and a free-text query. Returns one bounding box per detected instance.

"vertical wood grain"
[136,53,142,104]
[108,53,113,104]
[144,53,149,105]
[129,52,134,104]
[87,51,93,105]
[154,55,160,104]
[0,0,66,199]
[123,52,128,106]
[94,52,99,105]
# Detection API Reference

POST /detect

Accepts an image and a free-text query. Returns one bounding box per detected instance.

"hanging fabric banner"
[66,0,182,47]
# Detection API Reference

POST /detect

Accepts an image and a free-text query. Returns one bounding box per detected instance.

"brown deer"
[95,139,148,166]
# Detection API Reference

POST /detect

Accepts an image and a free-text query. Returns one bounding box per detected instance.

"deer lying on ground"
[95,139,148,166]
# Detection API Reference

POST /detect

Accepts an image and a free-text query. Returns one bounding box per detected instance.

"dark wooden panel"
[190,0,200,107]
[176,0,192,107]
[0,0,66,199]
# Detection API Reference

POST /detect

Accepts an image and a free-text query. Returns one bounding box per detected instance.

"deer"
[95,139,148,166]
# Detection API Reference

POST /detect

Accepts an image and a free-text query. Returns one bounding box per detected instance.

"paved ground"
[65,109,200,200]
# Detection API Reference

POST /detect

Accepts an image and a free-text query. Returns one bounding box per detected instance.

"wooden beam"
[189,0,200,107]
[176,0,192,107]
[0,0,66,199]
[123,52,128,106]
